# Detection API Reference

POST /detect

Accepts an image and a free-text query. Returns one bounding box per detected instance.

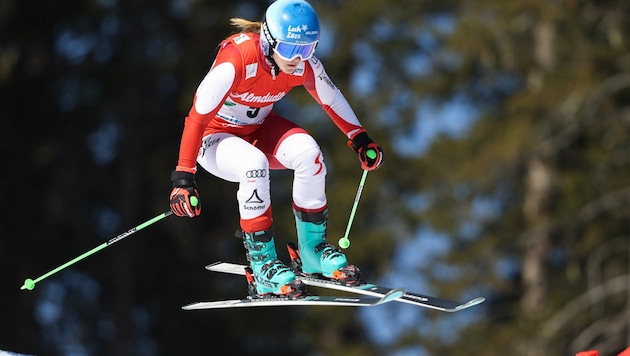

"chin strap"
[261,19,280,80]
[265,56,279,80]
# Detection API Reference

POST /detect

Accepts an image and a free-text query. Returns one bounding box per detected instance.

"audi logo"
[246,169,267,178]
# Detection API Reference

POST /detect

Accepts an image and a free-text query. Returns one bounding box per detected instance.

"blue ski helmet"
[261,0,320,61]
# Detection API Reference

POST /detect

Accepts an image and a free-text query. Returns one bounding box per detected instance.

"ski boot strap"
[293,207,328,223]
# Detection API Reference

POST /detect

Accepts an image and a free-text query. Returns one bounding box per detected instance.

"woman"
[169,0,384,296]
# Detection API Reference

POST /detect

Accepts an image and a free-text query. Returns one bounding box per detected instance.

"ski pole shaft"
[21,210,173,291]
[338,169,369,249]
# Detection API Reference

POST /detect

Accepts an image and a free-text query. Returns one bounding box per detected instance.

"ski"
[206,261,485,313]
[182,288,405,310]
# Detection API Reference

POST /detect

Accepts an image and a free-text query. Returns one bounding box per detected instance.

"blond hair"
[230,18,261,34]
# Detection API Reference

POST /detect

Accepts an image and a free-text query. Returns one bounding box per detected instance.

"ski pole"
[21,209,175,291]
[338,153,374,249]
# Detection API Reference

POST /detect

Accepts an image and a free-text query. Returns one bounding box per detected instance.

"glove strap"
[171,170,196,188]
[351,132,373,152]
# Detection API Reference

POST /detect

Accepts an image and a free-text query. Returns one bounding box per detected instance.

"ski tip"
[379,288,406,304]
[451,297,485,312]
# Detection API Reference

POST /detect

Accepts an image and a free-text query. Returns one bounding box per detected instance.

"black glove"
[349,132,384,171]
[170,171,201,218]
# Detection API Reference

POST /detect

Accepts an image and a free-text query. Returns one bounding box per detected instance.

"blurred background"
[1,0,629,355]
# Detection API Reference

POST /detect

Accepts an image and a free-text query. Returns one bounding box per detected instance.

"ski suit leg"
[197,132,272,231]
[252,113,326,211]
[197,132,295,294]
[253,114,349,277]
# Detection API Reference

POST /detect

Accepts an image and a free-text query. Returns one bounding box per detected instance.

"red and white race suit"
[174,32,366,231]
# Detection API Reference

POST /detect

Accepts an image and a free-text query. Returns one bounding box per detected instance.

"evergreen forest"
[1,0,629,355]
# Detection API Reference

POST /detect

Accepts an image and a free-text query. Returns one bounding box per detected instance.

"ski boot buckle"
[245,266,307,299]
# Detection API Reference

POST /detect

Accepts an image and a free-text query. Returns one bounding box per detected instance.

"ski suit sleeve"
[175,44,242,172]
[302,56,365,140]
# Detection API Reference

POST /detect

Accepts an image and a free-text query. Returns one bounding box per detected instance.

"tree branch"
[542,274,629,337]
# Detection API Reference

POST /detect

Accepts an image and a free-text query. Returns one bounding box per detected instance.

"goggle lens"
[274,41,318,61]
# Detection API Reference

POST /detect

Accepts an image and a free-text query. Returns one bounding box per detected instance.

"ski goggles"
[273,40,318,61]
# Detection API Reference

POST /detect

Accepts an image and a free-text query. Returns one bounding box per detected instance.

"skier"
[169,0,384,296]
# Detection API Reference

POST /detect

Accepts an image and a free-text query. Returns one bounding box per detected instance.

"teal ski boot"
[241,228,302,296]
[291,209,360,282]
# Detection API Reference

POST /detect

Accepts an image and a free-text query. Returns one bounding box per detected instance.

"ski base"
[182,288,405,310]
[206,261,484,313]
